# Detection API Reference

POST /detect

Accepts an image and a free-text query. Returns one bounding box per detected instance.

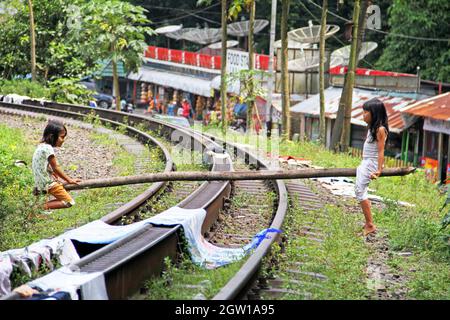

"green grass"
[279,201,370,300]
[144,254,246,300]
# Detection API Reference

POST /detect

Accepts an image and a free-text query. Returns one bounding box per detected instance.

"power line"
[305,0,450,42]
[297,0,376,69]
[143,2,221,26]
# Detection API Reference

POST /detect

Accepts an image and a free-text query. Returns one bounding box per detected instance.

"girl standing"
[355,98,389,236]
[32,120,80,211]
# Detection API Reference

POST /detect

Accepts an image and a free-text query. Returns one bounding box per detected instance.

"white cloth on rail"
[0,207,281,299]
[29,266,107,300]
[0,237,79,297]
[60,207,280,269]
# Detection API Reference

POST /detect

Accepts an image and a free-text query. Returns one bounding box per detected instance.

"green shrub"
[47,78,93,105]
[0,79,49,98]
[0,78,93,105]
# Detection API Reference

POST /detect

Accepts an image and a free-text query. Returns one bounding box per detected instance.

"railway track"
[0,99,317,301]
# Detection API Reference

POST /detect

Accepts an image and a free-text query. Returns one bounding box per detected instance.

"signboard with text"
[226,50,249,95]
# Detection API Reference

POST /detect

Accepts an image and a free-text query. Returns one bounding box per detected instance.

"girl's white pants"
[355,158,378,202]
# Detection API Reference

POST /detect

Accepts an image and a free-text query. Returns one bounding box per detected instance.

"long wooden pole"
[66,167,416,191]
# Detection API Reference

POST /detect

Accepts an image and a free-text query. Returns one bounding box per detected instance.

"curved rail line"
[0,100,291,300]
[0,101,232,299]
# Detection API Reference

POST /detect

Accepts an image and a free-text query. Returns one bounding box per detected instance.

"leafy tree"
[0,0,100,81]
[376,0,450,82]
[72,0,153,110]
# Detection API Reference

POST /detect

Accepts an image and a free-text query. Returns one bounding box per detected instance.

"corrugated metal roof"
[400,92,450,121]
[97,59,127,78]
[128,67,213,97]
[290,87,424,133]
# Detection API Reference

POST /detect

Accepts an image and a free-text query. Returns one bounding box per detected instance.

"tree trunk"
[28,0,37,81]
[330,0,369,152]
[318,0,328,146]
[246,0,256,133]
[281,0,291,140]
[66,167,416,191]
[340,0,363,152]
[220,0,228,135]
[112,59,121,111]
[265,0,277,138]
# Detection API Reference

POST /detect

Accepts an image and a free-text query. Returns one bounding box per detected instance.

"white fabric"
[29,267,107,300]
[0,255,13,296]
[424,118,450,135]
[355,158,378,201]
[61,207,262,269]
[1,94,30,104]
[62,219,150,244]
[0,237,79,297]
[148,207,247,269]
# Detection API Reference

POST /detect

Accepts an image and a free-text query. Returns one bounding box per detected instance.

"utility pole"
[265,0,277,138]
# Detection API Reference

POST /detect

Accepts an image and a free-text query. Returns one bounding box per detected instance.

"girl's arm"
[371,127,387,179]
[48,155,80,184]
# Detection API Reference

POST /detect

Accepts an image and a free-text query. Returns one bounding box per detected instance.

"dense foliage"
[376,0,450,82]
[69,0,153,76]
[0,0,99,81]
[0,79,94,105]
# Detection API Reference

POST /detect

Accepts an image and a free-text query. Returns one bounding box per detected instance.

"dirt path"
[365,232,410,299]
[0,110,118,180]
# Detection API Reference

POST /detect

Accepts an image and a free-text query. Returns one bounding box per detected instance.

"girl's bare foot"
[363,224,377,236]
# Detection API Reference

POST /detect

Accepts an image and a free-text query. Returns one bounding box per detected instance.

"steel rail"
[185,132,290,300]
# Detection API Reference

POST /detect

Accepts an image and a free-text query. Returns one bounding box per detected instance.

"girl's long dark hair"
[41,120,67,147]
[363,98,389,142]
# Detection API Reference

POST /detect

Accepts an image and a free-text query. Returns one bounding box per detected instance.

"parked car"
[79,79,114,109]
